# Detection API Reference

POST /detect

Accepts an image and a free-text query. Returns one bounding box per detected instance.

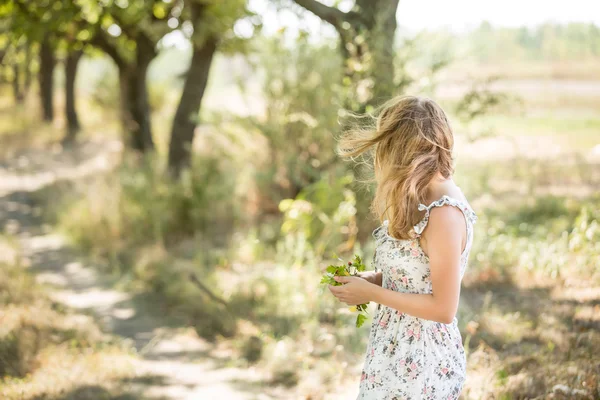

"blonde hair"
[337,95,455,240]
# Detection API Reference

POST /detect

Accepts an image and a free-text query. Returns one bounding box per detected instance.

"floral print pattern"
[357,195,478,400]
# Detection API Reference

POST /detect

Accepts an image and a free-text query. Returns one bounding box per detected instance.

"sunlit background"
[0,0,599,399]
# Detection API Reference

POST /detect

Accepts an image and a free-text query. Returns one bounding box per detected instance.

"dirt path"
[0,140,275,400]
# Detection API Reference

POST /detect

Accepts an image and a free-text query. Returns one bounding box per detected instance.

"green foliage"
[454,76,523,142]
[228,266,311,338]
[58,152,239,258]
[51,152,242,339]
[455,77,512,122]
[467,22,600,62]
[320,255,369,328]
[237,34,344,205]
[277,172,359,264]
[470,195,600,282]
[505,196,581,236]
[89,62,119,111]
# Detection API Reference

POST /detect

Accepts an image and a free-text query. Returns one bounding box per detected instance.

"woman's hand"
[328,276,378,306]
[357,271,382,286]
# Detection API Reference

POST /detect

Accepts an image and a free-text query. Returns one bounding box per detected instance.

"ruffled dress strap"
[372,221,389,245]
[371,220,390,278]
[413,195,478,237]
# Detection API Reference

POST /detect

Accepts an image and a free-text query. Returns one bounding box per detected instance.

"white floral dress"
[357,195,478,400]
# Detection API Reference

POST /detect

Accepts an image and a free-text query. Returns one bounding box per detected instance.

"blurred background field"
[0,0,599,399]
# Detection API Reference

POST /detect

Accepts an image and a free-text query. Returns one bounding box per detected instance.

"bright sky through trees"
[253,0,600,35]
[160,0,600,49]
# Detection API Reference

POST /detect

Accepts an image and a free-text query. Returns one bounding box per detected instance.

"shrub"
[469,195,600,283]
[58,152,239,260]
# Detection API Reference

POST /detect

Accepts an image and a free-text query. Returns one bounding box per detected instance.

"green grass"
[486,114,600,137]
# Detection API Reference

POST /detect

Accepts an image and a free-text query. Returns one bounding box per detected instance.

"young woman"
[328,95,477,399]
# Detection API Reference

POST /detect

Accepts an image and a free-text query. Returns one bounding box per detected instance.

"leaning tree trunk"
[118,67,135,145]
[131,49,154,152]
[167,38,216,177]
[39,38,55,121]
[64,49,83,142]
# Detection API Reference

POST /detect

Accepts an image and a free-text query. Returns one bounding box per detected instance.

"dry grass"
[0,89,120,160]
[0,237,139,400]
[460,279,599,399]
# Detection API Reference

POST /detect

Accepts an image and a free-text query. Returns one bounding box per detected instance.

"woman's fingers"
[329,285,344,297]
[357,271,373,283]
[329,285,349,304]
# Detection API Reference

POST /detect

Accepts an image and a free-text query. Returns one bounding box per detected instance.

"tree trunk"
[118,67,134,145]
[168,39,217,177]
[64,49,83,142]
[367,0,399,105]
[11,41,25,104]
[23,41,32,98]
[118,64,154,153]
[39,38,55,121]
[117,54,154,152]
[0,46,6,66]
[131,46,154,152]
[293,0,400,108]
[12,62,23,104]
[89,29,156,153]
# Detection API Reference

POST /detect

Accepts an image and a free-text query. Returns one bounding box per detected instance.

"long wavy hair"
[337,95,455,240]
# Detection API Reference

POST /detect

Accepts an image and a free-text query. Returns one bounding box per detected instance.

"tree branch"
[89,29,127,69]
[109,6,160,57]
[13,0,36,19]
[188,271,229,309]
[109,11,139,41]
[292,0,347,28]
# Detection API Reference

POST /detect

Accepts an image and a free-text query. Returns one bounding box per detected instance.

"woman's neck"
[424,173,457,203]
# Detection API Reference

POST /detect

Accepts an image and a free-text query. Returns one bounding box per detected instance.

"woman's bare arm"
[370,206,465,323]
[330,206,466,324]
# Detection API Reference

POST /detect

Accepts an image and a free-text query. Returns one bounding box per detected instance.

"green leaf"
[326,265,338,274]
[356,314,367,328]
[353,254,366,271]
[319,274,337,285]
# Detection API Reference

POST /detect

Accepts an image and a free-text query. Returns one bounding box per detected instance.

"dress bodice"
[371,195,478,295]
